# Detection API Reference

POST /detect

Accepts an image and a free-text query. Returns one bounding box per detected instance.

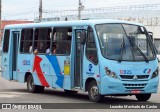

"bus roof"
[4,19,143,29]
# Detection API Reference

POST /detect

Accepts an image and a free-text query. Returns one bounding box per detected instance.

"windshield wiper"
[127,36,149,63]
[118,36,125,63]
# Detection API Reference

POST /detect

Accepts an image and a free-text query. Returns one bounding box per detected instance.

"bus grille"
[123,83,147,89]
[120,75,149,80]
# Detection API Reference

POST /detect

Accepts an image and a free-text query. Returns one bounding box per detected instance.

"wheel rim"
[90,85,98,99]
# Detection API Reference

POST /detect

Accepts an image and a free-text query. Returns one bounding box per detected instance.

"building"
[0,20,33,41]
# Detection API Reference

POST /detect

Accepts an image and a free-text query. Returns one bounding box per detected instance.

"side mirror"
[148,31,153,42]
[80,31,86,45]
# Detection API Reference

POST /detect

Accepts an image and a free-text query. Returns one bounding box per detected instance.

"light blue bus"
[1,20,159,102]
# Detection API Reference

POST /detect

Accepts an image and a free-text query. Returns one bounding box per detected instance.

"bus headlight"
[105,67,118,79]
[110,72,117,79]
[106,70,111,75]
[151,69,159,79]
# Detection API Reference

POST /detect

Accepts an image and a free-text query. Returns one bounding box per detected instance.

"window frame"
[19,28,34,54]
[95,23,156,62]
[85,26,99,65]
[33,27,52,55]
[3,29,10,53]
[51,27,72,56]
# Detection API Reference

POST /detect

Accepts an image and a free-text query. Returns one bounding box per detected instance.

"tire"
[88,80,104,102]
[135,94,151,101]
[64,90,78,94]
[27,75,44,93]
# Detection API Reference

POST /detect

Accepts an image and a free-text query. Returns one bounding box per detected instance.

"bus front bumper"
[100,76,159,95]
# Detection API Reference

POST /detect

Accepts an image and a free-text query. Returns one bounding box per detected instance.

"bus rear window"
[20,29,33,53]
[3,30,10,53]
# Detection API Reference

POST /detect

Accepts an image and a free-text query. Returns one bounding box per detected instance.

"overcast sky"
[2,0,160,20]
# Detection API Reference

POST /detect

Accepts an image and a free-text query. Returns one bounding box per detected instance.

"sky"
[2,0,160,20]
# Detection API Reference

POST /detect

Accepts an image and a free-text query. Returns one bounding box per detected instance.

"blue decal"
[89,64,92,72]
[46,56,64,88]
[86,64,94,75]
[143,69,147,73]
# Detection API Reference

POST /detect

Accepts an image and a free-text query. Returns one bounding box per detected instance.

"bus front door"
[74,30,85,88]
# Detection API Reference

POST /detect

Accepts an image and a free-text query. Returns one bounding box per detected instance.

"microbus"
[1,20,159,102]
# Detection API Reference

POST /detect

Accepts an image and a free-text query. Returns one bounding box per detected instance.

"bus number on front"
[120,70,132,75]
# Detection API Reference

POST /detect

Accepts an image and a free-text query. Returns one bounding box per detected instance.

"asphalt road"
[0,72,159,112]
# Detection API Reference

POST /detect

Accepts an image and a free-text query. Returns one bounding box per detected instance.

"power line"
[3,10,36,16]
[2,12,36,18]
[4,6,37,14]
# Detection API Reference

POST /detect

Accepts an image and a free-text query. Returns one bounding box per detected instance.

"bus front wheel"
[88,80,104,102]
[135,94,151,101]
[27,75,44,93]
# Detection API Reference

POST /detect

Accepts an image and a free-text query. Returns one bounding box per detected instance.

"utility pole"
[0,0,1,40]
[78,0,84,20]
[39,0,42,22]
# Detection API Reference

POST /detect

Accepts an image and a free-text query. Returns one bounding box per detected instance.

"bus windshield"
[95,24,156,61]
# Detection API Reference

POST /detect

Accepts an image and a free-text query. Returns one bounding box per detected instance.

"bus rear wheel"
[88,80,104,102]
[27,75,44,93]
[135,94,151,101]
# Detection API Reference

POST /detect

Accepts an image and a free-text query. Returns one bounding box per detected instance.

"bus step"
[74,87,80,89]
[10,80,18,82]
[73,87,83,90]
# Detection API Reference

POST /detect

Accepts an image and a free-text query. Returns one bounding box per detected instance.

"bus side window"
[3,30,10,53]
[52,27,72,55]
[20,29,33,53]
[86,28,98,64]
[33,28,52,54]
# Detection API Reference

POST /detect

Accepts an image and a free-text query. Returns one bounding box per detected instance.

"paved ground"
[0,72,159,112]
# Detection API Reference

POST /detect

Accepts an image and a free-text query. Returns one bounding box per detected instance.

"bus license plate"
[130,90,141,94]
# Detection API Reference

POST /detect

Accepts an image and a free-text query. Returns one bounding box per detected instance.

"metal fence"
[34,3,160,26]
